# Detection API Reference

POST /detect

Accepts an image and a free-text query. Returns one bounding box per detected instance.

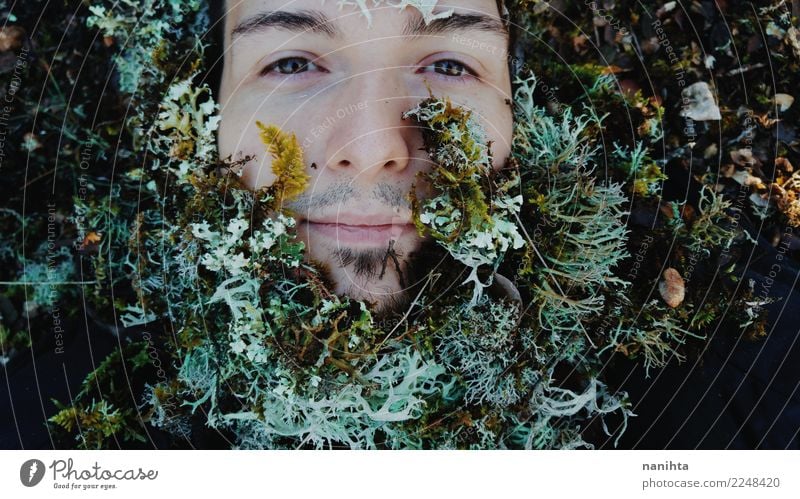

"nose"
[324,73,413,180]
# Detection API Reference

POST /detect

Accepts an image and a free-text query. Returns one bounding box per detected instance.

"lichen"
[5,0,780,450]
[334,0,454,27]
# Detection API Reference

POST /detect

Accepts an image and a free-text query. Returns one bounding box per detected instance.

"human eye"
[260,56,326,78]
[417,58,479,82]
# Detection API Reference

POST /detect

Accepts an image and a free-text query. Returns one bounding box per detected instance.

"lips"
[300,213,415,246]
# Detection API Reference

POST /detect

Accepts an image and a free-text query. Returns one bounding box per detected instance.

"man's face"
[217,0,513,315]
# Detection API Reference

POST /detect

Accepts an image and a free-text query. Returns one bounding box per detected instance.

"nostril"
[339,160,351,167]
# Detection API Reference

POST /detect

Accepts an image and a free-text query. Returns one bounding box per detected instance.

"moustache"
[283,181,413,214]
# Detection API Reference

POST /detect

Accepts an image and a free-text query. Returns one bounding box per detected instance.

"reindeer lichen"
[31,0,775,451]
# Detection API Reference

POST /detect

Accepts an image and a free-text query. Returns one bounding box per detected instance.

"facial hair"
[284,181,447,317]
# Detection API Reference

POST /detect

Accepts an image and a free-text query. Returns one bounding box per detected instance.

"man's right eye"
[260,57,323,76]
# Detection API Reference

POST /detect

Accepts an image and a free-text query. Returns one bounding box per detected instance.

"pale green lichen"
[403,97,526,306]
[45,0,769,450]
[334,0,454,27]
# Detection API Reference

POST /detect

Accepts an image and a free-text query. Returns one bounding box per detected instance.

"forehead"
[223,0,507,39]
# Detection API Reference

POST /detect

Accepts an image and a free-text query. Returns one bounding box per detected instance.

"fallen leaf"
[775,93,795,112]
[775,157,794,173]
[80,232,102,250]
[0,26,25,52]
[730,148,761,168]
[680,82,722,121]
[659,268,685,308]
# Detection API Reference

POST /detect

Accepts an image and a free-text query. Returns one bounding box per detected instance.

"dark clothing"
[0,313,230,449]
[1,313,120,449]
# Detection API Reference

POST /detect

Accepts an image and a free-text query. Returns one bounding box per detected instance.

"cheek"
[217,104,262,159]
[218,94,349,190]
[218,100,311,190]
[218,117,278,189]
[486,106,514,170]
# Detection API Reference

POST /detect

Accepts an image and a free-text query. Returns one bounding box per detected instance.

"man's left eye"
[260,56,325,77]
[420,59,476,78]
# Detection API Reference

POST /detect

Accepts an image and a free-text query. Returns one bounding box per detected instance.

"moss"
[7,0,787,450]
[256,122,310,206]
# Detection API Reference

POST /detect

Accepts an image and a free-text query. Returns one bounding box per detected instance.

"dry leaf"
[775,93,795,112]
[680,82,722,121]
[0,26,25,52]
[659,268,685,308]
[80,232,102,250]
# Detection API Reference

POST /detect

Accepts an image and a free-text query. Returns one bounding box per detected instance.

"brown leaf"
[0,26,25,52]
[80,232,102,251]
[659,268,685,308]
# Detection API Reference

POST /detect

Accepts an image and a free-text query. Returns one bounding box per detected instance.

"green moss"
[256,122,310,206]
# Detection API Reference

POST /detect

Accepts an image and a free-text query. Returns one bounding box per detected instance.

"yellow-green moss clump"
[256,121,310,206]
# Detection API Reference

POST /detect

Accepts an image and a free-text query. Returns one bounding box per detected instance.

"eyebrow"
[403,13,507,37]
[231,9,507,39]
[232,9,338,37]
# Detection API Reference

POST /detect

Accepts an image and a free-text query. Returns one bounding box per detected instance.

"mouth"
[301,221,415,246]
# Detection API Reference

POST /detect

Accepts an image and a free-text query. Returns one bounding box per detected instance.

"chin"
[296,223,445,317]
[329,267,412,317]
